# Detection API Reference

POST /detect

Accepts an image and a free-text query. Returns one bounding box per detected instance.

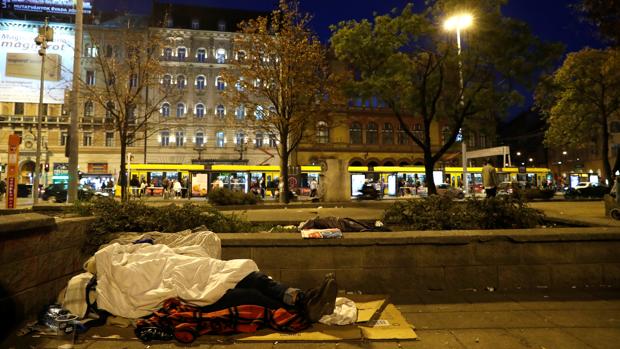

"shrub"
[207,188,261,205]
[382,195,544,230]
[521,188,555,201]
[71,198,259,254]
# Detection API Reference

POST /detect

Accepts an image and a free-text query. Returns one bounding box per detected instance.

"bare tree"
[80,25,183,201]
[223,0,343,203]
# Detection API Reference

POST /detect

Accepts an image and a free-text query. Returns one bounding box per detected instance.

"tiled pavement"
[4,289,619,348]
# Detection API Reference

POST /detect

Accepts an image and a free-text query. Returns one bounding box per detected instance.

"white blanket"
[95,243,258,318]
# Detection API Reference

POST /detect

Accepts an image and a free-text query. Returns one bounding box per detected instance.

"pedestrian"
[259,176,266,199]
[0,178,6,201]
[309,178,318,197]
[173,179,182,199]
[139,178,147,198]
[482,158,499,198]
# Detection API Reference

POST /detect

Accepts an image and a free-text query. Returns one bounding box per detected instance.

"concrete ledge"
[0,213,55,236]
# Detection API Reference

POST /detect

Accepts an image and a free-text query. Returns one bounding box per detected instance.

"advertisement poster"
[2,1,92,15]
[0,19,74,104]
[191,173,209,197]
[6,134,20,208]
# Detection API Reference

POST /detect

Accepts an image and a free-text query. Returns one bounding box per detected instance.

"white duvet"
[95,242,258,318]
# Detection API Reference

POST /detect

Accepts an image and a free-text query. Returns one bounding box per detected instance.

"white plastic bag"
[318,297,357,325]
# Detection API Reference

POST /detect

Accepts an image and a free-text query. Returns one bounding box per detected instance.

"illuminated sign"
[2,1,92,15]
[0,19,74,104]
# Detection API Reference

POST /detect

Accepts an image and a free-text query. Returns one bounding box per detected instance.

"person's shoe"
[299,274,338,322]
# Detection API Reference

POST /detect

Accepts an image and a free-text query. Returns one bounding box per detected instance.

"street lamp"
[444,13,473,194]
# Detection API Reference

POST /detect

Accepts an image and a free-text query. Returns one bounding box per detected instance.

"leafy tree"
[573,0,620,45]
[330,0,562,194]
[536,48,620,181]
[224,0,343,203]
[80,26,183,201]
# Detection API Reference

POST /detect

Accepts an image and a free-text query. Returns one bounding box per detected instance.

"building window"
[269,134,277,148]
[195,103,205,118]
[60,131,68,146]
[195,131,204,146]
[84,101,94,116]
[441,126,451,144]
[349,122,362,144]
[235,131,245,145]
[255,132,263,148]
[177,75,186,89]
[127,134,135,147]
[166,17,174,28]
[237,51,246,62]
[366,122,378,144]
[40,103,48,116]
[254,105,264,120]
[235,105,245,120]
[398,124,408,145]
[196,48,206,62]
[14,102,24,115]
[86,70,95,85]
[235,78,245,91]
[216,104,225,118]
[83,132,92,146]
[177,47,186,61]
[317,121,329,144]
[216,76,225,91]
[195,75,205,90]
[216,48,226,63]
[175,131,184,147]
[176,103,185,118]
[467,131,476,147]
[163,47,172,60]
[217,20,226,31]
[129,73,138,88]
[216,131,225,148]
[161,102,170,117]
[105,132,114,147]
[160,131,170,146]
[191,19,200,30]
[105,44,113,57]
[382,123,394,145]
[413,123,423,140]
[479,134,487,148]
[162,74,172,87]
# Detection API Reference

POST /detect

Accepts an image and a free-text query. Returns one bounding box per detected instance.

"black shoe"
[299,274,338,322]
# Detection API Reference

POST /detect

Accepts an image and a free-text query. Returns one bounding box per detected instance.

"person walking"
[482,159,499,198]
[309,178,318,198]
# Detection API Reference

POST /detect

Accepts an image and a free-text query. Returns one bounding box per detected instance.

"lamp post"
[444,13,473,195]
[68,0,83,203]
[33,18,52,204]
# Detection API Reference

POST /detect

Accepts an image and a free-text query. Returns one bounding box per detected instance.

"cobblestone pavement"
[4,290,619,349]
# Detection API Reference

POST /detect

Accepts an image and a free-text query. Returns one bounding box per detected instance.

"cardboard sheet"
[360,304,418,340]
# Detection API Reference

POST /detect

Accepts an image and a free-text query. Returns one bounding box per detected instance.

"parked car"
[564,182,609,199]
[497,181,522,197]
[42,184,95,202]
[435,183,465,199]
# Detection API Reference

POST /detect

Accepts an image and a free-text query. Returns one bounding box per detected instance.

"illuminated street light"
[562,150,567,155]
[516,151,521,156]
[528,158,534,162]
[444,12,473,195]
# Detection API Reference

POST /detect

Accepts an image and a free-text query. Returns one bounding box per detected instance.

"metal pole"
[457,28,469,196]
[68,0,83,203]
[33,18,48,205]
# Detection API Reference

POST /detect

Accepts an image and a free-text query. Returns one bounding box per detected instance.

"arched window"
[177,75,186,89]
[83,101,93,117]
[175,130,185,147]
[129,73,138,88]
[177,47,186,61]
[196,48,206,62]
[216,131,225,148]
[254,105,264,120]
[237,50,246,62]
[317,121,329,144]
[366,122,378,144]
[176,103,185,117]
[216,48,226,63]
[216,76,225,91]
[105,101,115,121]
[195,103,205,118]
[382,123,394,145]
[255,132,264,148]
[235,105,245,120]
[195,75,206,90]
[235,78,245,91]
[216,104,225,118]
[161,102,170,117]
[195,131,205,146]
[162,74,172,87]
[349,122,362,144]
[163,47,173,60]
[235,131,245,145]
[160,130,170,146]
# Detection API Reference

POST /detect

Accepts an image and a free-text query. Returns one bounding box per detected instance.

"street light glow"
[562,150,567,155]
[516,151,521,156]
[444,13,474,31]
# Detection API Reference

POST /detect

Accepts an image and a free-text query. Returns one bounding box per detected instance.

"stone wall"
[0,214,94,337]
[219,228,620,293]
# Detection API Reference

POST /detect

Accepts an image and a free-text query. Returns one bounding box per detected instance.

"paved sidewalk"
[4,290,619,348]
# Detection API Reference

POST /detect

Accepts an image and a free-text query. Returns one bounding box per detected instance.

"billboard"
[0,19,74,104]
[2,1,92,15]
